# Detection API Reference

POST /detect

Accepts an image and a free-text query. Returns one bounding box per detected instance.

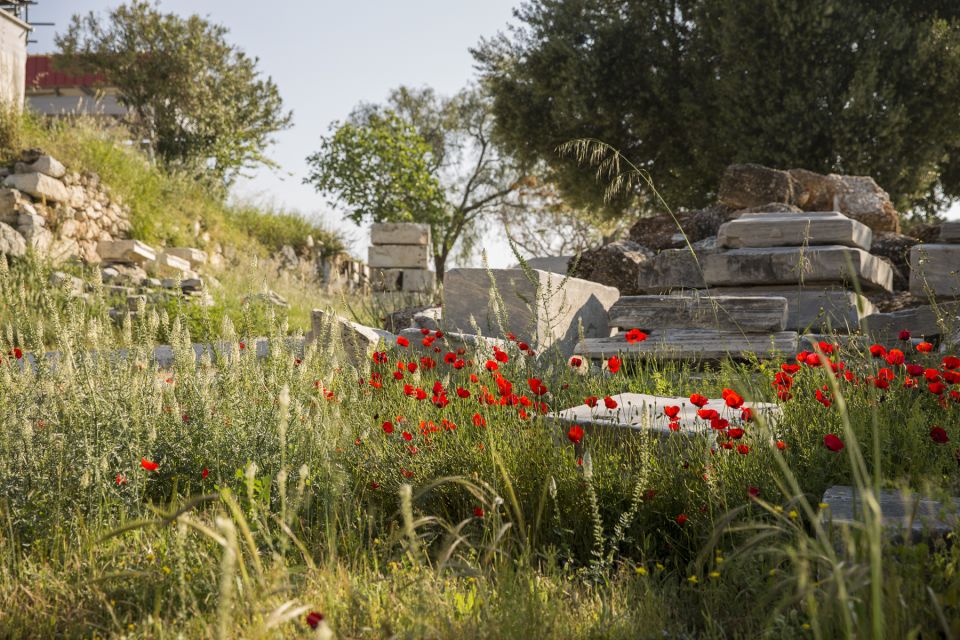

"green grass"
[1,266,959,638]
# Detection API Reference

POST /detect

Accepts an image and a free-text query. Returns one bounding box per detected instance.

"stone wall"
[0,149,133,263]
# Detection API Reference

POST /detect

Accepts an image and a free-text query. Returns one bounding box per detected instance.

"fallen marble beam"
[717,210,872,251]
[608,295,788,332]
[575,329,799,361]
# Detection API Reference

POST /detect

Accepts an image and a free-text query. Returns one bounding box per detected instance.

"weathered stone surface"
[370,222,431,246]
[243,291,289,308]
[569,240,652,294]
[629,205,737,251]
[576,329,799,361]
[398,327,509,352]
[609,295,788,332]
[383,305,440,333]
[26,155,66,179]
[871,232,920,292]
[145,252,192,276]
[702,246,894,291]
[862,303,960,341]
[909,244,960,298]
[636,247,713,293]
[3,172,69,203]
[443,268,619,356]
[0,188,34,225]
[549,392,780,442]
[829,176,901,233]
[705,286,875,331]
[718,164,794,209]
[165,247,208,267]
[523,256,573,274]
[98,239,156,264]
[371,268,435,292]
[718,211,872,251]
[940,221,960,244]
[821,485,960,542]
[0,221,26,256]
[309,309,393,364]
[368,243,430,269]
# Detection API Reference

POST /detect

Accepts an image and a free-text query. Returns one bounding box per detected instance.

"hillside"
[0,110,350,336]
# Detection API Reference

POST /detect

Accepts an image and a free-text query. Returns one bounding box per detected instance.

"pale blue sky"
[30,0,522,263]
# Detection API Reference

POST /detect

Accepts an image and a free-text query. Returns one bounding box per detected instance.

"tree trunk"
[434,252,446,285]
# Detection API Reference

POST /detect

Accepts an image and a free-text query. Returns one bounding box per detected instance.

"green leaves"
[305,112,447,228]
[55,1,292,188]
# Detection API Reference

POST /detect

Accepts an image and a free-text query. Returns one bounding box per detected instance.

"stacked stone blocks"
[368,222,435,293]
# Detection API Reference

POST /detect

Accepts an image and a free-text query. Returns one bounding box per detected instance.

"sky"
[28,0,522,265]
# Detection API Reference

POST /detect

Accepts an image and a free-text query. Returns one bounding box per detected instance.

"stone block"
[97,239,156,264]
[0,188,34,225]
[718,210,872,251]
[910,244,960,298]
[704,285,875,331]
[371,268,435,292]
[608,294,788,332]
[145,252,192,276]
[718,164,794,209]
[370,222,431,246]
[309,309,393,365]
[862,303,960,341]
[636,247,710,293]
[522,255,574,275]
[0,221,26,257]
[398,327,509,353]
[548,392,780,443]
[576,329,799,361]
[443,268,619,356]
[940,221,960,244]
[368,243,430,269]
[165,247,208,267]
[26,155,66,179]
[702,246,894,291]
[820,485,960,543]
[3,172,69,203]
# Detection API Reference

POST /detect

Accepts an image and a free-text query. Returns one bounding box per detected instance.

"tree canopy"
[305,86,523,276]
[56,1,292,188]
[474,0,960,218]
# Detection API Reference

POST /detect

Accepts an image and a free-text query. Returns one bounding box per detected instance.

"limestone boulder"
[570,240,652,294]
[0,188,34,225]
[0,222,26,257]
[718,164,794,209]
[3,172,69,203]
[628,205,736,251]
[25,155,66,179]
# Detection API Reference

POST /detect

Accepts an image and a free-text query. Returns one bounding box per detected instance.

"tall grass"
[1,261,959,638]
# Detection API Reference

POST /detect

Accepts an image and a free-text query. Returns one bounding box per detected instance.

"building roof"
[26,55,109,92]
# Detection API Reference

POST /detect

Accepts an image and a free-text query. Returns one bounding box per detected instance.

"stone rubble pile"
[369,222,435,293]
[0,149,133,264]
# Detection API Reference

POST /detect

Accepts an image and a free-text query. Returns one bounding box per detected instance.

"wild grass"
[1,261,959,639]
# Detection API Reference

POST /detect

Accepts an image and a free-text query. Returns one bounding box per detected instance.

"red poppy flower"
[584,396,599,408]
[776,440,787,450]
[201,467,209,479]
[381,421,394,434]
[664,405,681,419]
[815,388,832,408]
[886,349,905,366]
[140,457,159,471]
[868,344,886,358]
[748,486,760,497]
[916,341,934,353]
[494,348,509,363]
[697,408,719,420]
[472,413,486,427]
[456,387,470,398]
[930,426,949,444]
[727,428,744,439]
[115,473,127,486]
[397,336,409,347]
[568,356,583,368]
[625,328,648,343]
[781,363,801,374]
[402,431,413,441]
[370,481,380,490]
[929,382,947,395]
[675,513,688,525]
[473,506,485,518]
[12,347,22,359]
[689,394,709,408]
[607,356,622,373]
[740,407,753,422]
[305,611,324,629]
[567,424,585,444]
[722,389,744,409]
[518,342,530,352]
[238,341,246,350]
[485,360,499,372]
[603,396,618,409]
[527,378,548,396]
[737,444,750,455]
[943,356,960,370]
[899,330,912,341]
[401,468,414,479]
[823,434,844,452]
[668,420,680,431]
